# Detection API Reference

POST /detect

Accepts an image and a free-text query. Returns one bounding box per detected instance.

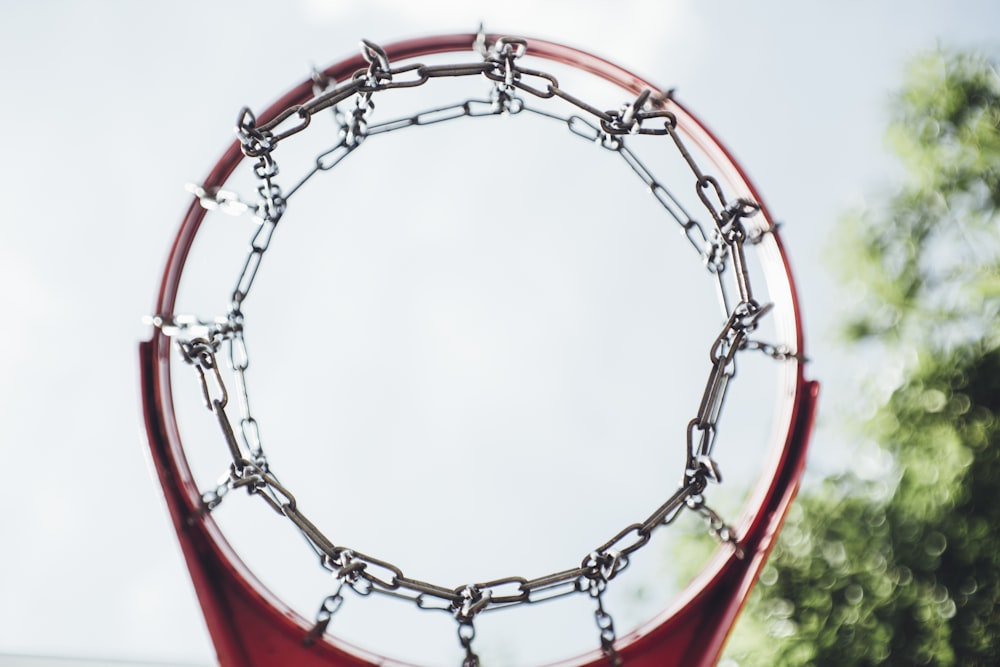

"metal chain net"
[152,34,796,666]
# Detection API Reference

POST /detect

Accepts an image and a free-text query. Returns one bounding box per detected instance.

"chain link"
[686,495,745,559]
[153,34,800,665]
[303,584,345,647]
[590,581,623,667]
[457,620,480,667]
[185,183,253,216]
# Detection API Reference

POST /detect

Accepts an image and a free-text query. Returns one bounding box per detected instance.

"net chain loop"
[151,33,799,665]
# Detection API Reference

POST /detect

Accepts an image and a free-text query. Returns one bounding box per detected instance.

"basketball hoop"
[140,31,817,667]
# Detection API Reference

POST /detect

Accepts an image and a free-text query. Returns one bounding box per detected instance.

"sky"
[1,1,999,666]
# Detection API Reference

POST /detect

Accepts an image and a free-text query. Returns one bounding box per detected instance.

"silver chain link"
[154,34,796,665]
[588,577,623,667]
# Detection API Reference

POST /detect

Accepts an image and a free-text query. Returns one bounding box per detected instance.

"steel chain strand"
[685,346,734,486]
[179,346,742,616]
[399,576,466,610]
[231,108,285,315]
[234,93,724,293]
[684,307,753,489]
[303,583,346,647]
[228,42,398,314]
[465,576,528,607]
[233,462,298,516]
[266,61,493,143]
[663,121,729,228]
[342,40,387,147]
[160,316,667,615]
[590,483,697,568]
[286,505,342,560]
[242,37,702,153]
[585,575,623,667]
[613,139,718,264]
[686,494,745,559]
[216,330,274,501]
[151,322,258,510]
[225,322,270,472]
[343,85,717,272]
[457,620,480,667]
[238,107,286,227]
[508,104,728,284]
[185,183,253,217]
[282,93,498,203]
[255,170,285,225]
[723,217,757,309]
[201,472,231,510]
[365,98,502,137]
[516,566,591,605]
[483,36,525,112]
[281,69,351,204]
[176,340,249,469]
[742,338,807,362]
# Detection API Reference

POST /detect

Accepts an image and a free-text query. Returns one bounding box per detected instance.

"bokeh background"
[2,1,998,665]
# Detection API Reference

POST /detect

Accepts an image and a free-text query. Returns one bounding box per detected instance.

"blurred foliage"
[722,50,1000,665]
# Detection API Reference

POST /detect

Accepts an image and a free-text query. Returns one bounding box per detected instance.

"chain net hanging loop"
[142,30,817,667]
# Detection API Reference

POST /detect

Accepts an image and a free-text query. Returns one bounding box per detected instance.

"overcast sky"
[2,2,999,666]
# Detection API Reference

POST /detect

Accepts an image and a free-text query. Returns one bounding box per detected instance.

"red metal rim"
[142,33,818,667]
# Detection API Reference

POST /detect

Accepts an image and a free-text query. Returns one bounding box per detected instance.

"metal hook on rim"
[360,39,390,71]
[493,36,527,60]
[473,23,488,57]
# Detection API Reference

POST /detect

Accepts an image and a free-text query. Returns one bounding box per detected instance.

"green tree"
[724,50,1000,666]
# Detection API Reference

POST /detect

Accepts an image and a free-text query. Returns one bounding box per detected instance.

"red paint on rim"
[142,33,817,667]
